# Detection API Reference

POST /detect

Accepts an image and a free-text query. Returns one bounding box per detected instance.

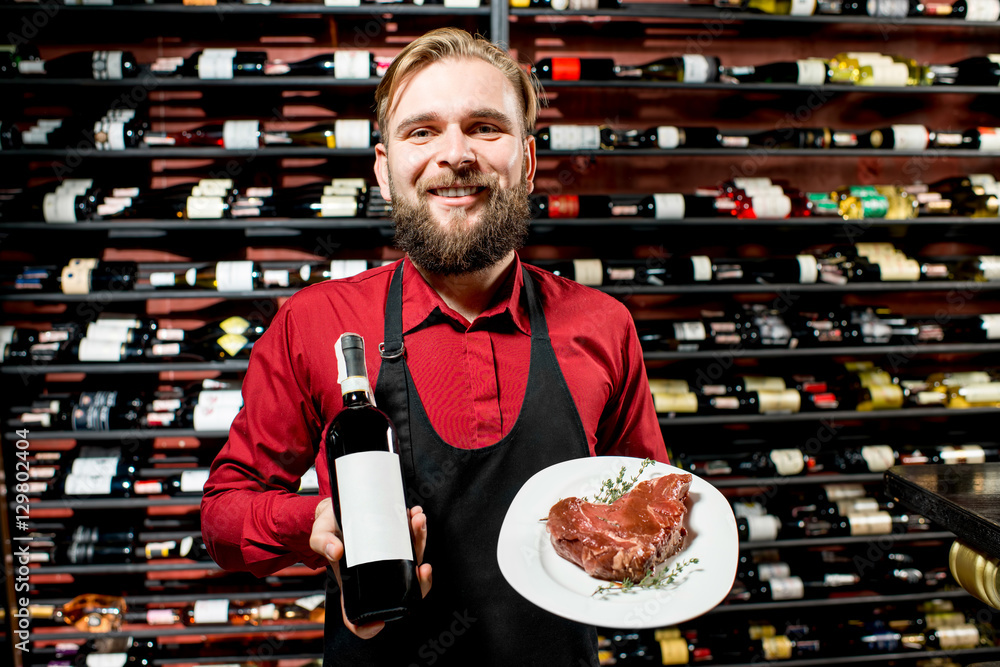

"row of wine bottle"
[601,600,996,665]
[652,362,1000,416]
[2,116,381,151]
[675,441,999,478]
[0,177,386,223]
[713,0,1000,21]
[9,300,997,367]
[3,257,390,296]
[531,52,1000,87]
[5,115,996,154]
[7,173,993,224]
[9,384,245,433]
[533,123,999,152]
[1,46,393,80]
[29,593,325,634]
[5,46,999,88]
[637,304,1000,352]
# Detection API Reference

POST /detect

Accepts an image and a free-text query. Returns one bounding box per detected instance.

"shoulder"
[279,260,399,320]
[522,262,633,327]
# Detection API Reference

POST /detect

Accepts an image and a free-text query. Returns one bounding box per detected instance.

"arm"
[201,302,329,576]
[594,310,668,463]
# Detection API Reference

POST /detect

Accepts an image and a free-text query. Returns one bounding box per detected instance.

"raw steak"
[546,473,692,582]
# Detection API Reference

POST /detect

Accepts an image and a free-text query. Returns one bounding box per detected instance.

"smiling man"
[201,28,667,666]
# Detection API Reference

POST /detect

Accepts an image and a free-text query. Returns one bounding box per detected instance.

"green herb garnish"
[583,458,654,504]
[592,557,700,597]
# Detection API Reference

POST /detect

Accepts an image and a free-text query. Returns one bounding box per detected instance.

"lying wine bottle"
[326,332,420,625]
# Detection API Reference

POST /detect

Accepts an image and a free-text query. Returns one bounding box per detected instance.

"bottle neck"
[341,385,372,408]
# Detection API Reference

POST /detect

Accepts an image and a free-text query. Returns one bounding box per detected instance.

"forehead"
[387,57,521,133]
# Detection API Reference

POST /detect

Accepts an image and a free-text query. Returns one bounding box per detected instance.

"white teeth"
[433,187,478,198]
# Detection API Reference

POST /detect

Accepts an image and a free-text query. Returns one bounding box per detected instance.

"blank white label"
[682,55,711,83]
[222,120,260,150]
[180,469,211,493]
[656,127,680,149]
[796,60,827,86]
[336,450,414,567]
[653,193,685,219]
[78,338,123,362]
[193,599,230,624]
[966,0,1000,21]
[335,119,372,148]
[199,49,236,80]
[549,125,601,151]
[335,51,371,79]
[890,125,929,151]
[691,255,712,282]
[215,261,255,292]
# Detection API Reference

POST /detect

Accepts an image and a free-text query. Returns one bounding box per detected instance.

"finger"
[341,596,385,639]
[417,562,433,598]
[410,509,428,564]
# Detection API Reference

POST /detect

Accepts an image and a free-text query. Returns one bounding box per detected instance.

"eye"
[473,124,500,135]
[408,128,433,139]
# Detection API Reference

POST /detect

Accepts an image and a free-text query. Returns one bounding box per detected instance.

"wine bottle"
[678,448,811,478]
[133,469,210,496]
[715,0,818,14]
[28,594,127,633]
[616,126,722,149]
[635,193,739,219]
[723,59,829,85]
[29,540,135,565]
[533,124,619,150]
[154,48,268,79]
[531,257,715,286]
[144,388,243,431]
[950,0,1000,20]
[58,258,139,295]
[932,55,1000,86]
[616,55,723,83]
[326,332,420,624]
[143,120,264,150]
[148,332,254,361]
[16,49,139,79]
[180,598,280,625]
[149,260,265,292]
[259,259,382,288]
[262,119,380,148]
[264,51,380,78]
[528,194,614,218]
[529,57,618,80]
[857,125,930,150]
[931,126,1000,152]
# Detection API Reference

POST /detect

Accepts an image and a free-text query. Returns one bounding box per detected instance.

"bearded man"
[201,27,667,667]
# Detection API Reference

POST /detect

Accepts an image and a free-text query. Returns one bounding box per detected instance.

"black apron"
[324,262,599,666]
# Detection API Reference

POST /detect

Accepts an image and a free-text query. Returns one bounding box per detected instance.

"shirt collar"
[400,254,530,336]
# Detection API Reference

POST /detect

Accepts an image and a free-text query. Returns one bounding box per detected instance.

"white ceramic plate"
[497,456,738,629]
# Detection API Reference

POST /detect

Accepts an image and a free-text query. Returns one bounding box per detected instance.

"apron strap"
[376,261,416,482]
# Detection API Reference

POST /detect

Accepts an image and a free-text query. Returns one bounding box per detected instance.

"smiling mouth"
[428,186,486,198]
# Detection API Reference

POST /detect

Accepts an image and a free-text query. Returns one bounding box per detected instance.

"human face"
[374,57,537,274]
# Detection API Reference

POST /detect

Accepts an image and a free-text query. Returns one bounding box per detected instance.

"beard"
[389,166,531,276]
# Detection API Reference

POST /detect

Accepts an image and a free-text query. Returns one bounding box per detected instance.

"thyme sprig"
[583,458,654,504]
[592,557,700,597]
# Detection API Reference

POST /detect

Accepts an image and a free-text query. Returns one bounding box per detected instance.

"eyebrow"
[393,108,517,137]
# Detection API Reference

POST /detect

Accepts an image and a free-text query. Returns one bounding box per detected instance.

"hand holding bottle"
[309,497,432,639]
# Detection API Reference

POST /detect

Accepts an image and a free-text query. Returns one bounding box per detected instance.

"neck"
[411,252,517,323]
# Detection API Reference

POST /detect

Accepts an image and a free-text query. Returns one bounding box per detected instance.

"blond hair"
[374,28,541,141]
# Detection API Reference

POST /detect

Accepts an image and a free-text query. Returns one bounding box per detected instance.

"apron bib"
[324,263,598,666]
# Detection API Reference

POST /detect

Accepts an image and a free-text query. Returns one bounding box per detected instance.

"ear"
[524,134,537,195]
[374,142,391,202]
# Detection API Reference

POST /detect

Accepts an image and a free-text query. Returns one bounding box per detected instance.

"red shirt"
[201,255,667,576]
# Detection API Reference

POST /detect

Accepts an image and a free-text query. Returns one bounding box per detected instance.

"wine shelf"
[0,148,377,159]
[709,587,973,614]
[5,216,1000,232]
[4,78,999,95]
[644,342,1000,360]
[0,360,252,374]
[513,5,1000,27]
[706,473,885,488]
[26,622,325,641]
[23,497,206,509]
[6,429,229,440]
[3,279,998,302]
[28,560,223,575]
[536,81,1000,95]
[659,406,1000,426]
[3,148,998,159]
[0,3,492,15]
[718,646,1000,667]
[8,340,1000,374]
[739,530,955,550]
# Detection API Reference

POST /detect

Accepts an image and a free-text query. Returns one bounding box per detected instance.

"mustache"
[419,171,498,191]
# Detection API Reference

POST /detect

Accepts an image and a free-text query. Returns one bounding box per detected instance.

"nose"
[436,125,475,170]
